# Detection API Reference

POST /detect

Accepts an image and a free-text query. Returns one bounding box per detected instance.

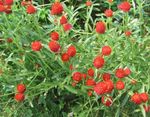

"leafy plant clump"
[0,0,150,117]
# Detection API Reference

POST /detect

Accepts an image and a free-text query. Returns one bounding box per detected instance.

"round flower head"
[49,41,60,53]
[104,9,113,17]
[93,56,105,69]
[118,2,131,12]
[51,2,63,15]
[96,21,106,34]
[60,15,68,25]
[50,31,59,41]
[26,5,36,14]
[31,41,42,51]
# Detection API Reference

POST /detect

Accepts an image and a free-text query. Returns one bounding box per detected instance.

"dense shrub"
[0,0,150,116]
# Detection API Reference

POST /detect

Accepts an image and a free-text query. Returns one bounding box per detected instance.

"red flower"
[31,41,42,51]
[48,41,60,53]
[0,5,5,12]
[125,31,132,37]
[0,1,3,5]
[108,0,113,3]
[87,90,93,96]
[93,56,105,69]
[4,0,13,5]
[26,5,36,14]
[72,82,77,87]
[61,53,70,62]
[72,72,82,82]
[118,2,131,12]
[115,68,125,78]
[67,45,76,57]
[102,73,111,81]
[116,80,125,90]
[140,93,149,103]
[7,38,13,43]
[51,2,63,15]
[87,68,94,77]
[60,15,67,25]
[17,84,26,93]
[63,23,72,31]
[4,5,12,14]
[124,67,131,76]
[21,1,28,6]
[50,31,59,41]
[102,46,112,56]
[86,78,96,86]
[104,9,113,17]
[94,81,107,95]
[96,21,106,34]
[101,96,113,107]
[15,93,25,102]
[105,80,114,93]
[131,93,142,104]
[86,1,92,7]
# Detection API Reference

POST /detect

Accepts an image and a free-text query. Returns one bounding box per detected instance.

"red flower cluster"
[49,41,60,53]
[115,68,125,78]
[59,14,72,31]
[4,0,14,5]
[131,92,149,105]
[115,67,131,78]
[49,31,61,53]
[94,80,114,95]
[61,45,77,62]
[15,84,26,102]
[0,0,13,14]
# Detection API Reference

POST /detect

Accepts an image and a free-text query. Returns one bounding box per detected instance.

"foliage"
[0,0,150,117]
